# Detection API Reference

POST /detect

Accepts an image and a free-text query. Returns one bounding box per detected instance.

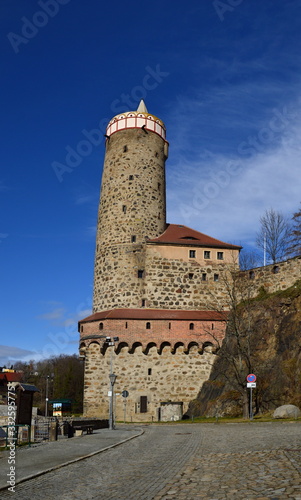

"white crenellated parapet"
[106,111,167,140]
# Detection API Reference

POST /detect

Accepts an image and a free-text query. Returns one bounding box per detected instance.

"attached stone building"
[79,100,241,421]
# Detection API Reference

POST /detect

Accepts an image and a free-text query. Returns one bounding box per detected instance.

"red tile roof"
[79,308,228,323]
[0,372,23,382]
[148,224,242,249]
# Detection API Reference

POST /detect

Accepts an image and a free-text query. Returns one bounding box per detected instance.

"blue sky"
[1,0,301,366]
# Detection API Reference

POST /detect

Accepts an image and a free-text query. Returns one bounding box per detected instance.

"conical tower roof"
[136,100,148,113]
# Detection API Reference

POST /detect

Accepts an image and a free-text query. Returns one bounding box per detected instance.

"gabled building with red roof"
[78,101,241,421]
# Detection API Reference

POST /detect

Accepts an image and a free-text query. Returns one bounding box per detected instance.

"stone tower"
[79,100,242,421]
[93,100,169,312]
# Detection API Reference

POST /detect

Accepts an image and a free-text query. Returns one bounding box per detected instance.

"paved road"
[1,422,301,499]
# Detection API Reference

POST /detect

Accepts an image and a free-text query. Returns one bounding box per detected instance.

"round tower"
[93,100,169,312]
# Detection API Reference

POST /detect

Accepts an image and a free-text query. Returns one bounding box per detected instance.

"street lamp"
[45,374,54,417]
[109,372,117,430]
[105,336,119,430]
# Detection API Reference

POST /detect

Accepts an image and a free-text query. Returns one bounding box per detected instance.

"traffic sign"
[247,382,256,388]
[246,374,256,383]
[122,390,129,398]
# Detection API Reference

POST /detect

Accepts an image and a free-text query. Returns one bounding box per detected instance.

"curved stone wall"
[93,128,167,312]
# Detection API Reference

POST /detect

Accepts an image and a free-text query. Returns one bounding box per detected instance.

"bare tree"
[256,208,291,264]
[239,249,260,271]
[286,204,301,258]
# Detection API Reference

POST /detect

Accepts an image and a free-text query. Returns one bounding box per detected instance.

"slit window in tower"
[211,323,215,330]
[99,322,103,330]
[146,322,151,329]
[131,235,136,243]
[169,322,171,329]
[204,251,211,259]
[189,250,196,258]
[189,323,194,330]
[148,368,152,376]
[122,205,127,213]
[138,270,144,278]
[141,299,145,307]
[80,325,83,332]
[123,145,128,152]
[158,182,161,190]
[125,322,128,329]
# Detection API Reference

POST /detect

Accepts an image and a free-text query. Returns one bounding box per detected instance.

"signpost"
[246,374,256,420]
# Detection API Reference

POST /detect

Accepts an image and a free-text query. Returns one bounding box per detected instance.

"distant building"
[78,101,241,421]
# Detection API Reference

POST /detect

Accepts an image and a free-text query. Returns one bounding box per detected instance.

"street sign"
[247,382,256,388]
[122,390,129,398]
[246,374,256,383]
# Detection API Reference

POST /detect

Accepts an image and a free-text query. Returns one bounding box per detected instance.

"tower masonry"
[93,101,168,312]
[79,100,242,422]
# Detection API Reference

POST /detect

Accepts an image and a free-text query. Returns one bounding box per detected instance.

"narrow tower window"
[141,299,146,307]
[146,322,151,329]
[129,175,134,181]
[189,323,194,330]
[148,368,152,376]
[168,322,171,330]
[122,205,127,213]
[99,322,103,330]
[158,182,161,190]
[123,145,128,152]
[125,322,128,329]
[131,235,136,243]
[138,270,144,278]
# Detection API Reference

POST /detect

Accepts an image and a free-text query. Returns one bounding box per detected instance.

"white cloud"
[166,94,301,251]
[37,307,66,322]
[0,345,38,366]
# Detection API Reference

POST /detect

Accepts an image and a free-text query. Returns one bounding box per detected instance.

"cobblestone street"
[2,422,301,500]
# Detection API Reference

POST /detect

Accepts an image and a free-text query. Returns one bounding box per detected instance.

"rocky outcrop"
[190,280,301,417]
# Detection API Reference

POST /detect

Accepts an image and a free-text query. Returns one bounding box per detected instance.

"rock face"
[191,281,301,418]
[273,404,301,419]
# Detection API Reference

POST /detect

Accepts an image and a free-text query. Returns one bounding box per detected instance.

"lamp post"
[44,374,54,417]
[109,372,117,430]
[105,336,119,430]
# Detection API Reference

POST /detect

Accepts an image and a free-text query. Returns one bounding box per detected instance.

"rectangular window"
[138,270,144,278]
[188,273,194,279]
[131,235,136,243]
[129,175,134,180]
[148,368,152,376]
[122,205,127,213]
[217,252,224,260]
[189,250,196,258]
[204,251,210,259]
[141,299,145,307]
[214,274,219,282]
[202,273,207,281]
[140,396,147,413]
